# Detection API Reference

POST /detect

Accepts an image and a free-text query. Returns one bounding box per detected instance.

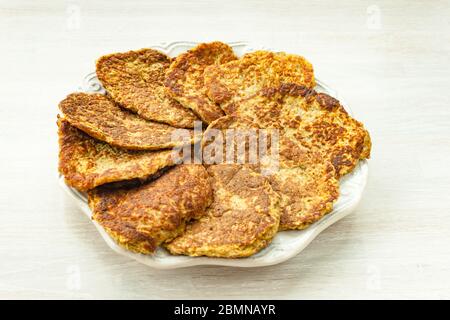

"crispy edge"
[96,48,199,128]
[88,191,159,254]
[204,50,316,110]
[57,117,176,191]
[220,83,371,177]
[165,42,237,123]
[265,84,371,157]
[59,92,198,151]
[88,165,213,254]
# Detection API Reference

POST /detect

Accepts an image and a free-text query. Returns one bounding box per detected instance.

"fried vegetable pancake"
[58,118,175,191]
[166,165,281,258]
[88,165,212,254]
[269,140,339,230]
[227,83,372,177]
[59,92,197,150]
[204,51,315,114]
[165,42,237,123]
[202,115,340,230]
[96,48,199,128]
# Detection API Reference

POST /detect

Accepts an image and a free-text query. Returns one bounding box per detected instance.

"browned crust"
[202,115,341,230]
[273,149,340,230]
[216,83,371,177]
[262,84,344,113]
[204,50,315,113]
[57,118,176,191]
[165,42,237,123]
[96,48,199,128]
[165,165,280,258]
[57,44,373,252]
[59,92,198,150]
[88,165,213,254]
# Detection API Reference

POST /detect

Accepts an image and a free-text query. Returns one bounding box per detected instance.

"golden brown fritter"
[58,118,175,192]
[59,92,197,151]
[96,48,199,128]
[88,165,213,254]
[204,51,315,114]
[166,165,281,258]
[268,139,339,230]
[227,83,372,177]
[165,42,237,123]
[202,115,340,230]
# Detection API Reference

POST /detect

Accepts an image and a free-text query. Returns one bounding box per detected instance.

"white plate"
[61,41,369,269]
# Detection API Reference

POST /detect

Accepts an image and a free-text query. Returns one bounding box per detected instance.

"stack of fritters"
[58,42,371,258]
[96,48,199,128]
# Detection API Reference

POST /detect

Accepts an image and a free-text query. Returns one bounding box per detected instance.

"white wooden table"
[1,0,449,299]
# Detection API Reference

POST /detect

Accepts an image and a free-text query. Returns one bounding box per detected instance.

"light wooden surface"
[1,0,449,299]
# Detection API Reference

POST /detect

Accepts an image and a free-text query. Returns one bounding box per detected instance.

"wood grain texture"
[0,0,449,299]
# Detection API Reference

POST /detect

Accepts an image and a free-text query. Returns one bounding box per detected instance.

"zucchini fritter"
[227,83,371,177]
[88,165,212,254]
[166,165,281,258]
[58,118,175,191]
[204,51,315,114]
[96,48,199,128]
[59,93,197,150]
[203,115,340,230]
[270,140,340,230]
[165,42,237,123]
